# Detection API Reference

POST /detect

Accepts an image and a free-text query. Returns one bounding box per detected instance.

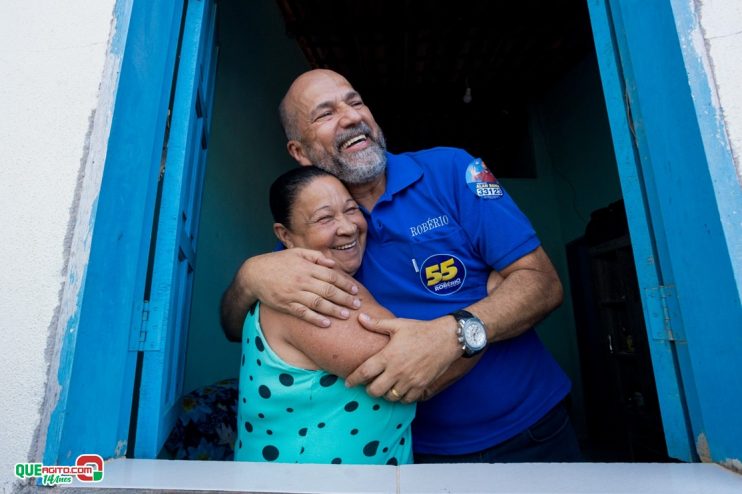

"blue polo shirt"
[355,147,570,455]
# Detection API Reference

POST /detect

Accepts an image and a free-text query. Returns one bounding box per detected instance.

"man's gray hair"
[278,95,299,141]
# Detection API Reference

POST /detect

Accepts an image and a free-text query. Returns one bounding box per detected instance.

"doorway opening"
[169,0,672,463]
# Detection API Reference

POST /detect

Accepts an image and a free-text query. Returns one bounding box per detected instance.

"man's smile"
[340,134,368,150]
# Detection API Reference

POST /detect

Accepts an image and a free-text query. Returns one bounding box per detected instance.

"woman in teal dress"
[235,166,414,465]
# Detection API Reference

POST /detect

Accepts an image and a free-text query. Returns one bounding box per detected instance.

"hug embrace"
[221,69,583,465]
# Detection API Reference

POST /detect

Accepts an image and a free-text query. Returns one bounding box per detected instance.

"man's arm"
[418,350,486,400]
[345,246,563,402]
[468,246,563,342]
[219,248,362,342]
[220,260,258,342]
[414,269,502,400]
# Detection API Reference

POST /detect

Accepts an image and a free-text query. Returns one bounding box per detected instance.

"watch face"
[463,320,487,350]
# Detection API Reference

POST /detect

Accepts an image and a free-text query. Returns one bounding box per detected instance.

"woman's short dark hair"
[269,166,335,227]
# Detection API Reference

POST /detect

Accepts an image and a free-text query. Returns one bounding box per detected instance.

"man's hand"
[342,248,562,402]
[220,248,362,341]
[344,313,462,403]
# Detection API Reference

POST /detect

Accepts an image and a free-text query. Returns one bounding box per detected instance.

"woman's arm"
[261,270,504,388]
[260,282,393,379]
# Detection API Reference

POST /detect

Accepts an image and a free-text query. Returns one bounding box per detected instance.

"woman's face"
[276,175,367,275]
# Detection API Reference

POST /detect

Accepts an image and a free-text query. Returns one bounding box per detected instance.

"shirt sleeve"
[448,148,541,271]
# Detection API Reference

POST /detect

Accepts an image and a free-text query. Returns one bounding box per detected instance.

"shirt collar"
[378,151,423,203]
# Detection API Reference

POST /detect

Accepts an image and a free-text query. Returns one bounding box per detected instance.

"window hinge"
[645,284,685,343]
[138,301,151,351]
[129,300,152,351]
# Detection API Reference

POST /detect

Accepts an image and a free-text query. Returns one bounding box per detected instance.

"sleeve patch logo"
[466,159,503,199]
[419,254,467,296]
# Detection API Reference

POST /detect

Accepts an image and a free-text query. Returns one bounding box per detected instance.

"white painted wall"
[698,0,742,179]
[0,1,116,492]
[692,0,742,301]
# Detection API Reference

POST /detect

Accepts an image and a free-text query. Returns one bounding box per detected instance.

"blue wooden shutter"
[46,1,185,465]
[586,0,695,461]
[134,0,219,458]
[589,0,742,464]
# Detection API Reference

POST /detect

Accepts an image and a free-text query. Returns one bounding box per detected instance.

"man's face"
[287,71,387,185]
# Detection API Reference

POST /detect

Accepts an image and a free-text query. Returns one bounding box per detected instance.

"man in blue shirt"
[221,69,581,462]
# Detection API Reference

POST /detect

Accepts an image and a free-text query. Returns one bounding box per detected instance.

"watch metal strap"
[449,309,485,358]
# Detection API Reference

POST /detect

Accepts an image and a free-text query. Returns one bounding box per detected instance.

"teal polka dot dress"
[235,303,414,465]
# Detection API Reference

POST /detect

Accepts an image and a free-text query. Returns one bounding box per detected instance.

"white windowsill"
[60,459,742,493]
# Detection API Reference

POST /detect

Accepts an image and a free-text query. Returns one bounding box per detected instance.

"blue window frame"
[588,0,742,463]
[44,0,217,463]
[134,0,218,458]
[46,0,741,467]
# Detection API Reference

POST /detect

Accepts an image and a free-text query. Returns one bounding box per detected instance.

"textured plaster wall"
[692,0,742,303]
[0,1,116,492]
[697,0,742,179]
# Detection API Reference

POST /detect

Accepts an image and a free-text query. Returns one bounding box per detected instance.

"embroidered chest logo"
[419,254,467,296]
[466,158,503,199]
[409,215,450,238]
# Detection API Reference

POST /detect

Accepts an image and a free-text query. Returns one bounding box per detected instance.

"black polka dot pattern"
[258,385,271,399]
[363,440,380,457]
[262,445,279,461]
[237,311,414,465]
[320,374,338,387]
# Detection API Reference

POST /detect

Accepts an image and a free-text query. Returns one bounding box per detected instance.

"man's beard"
[302,124,387,185]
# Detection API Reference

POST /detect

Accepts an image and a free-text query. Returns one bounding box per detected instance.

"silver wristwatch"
[450,310,487,358]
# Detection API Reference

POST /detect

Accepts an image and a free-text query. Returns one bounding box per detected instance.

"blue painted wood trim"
[665,0,742,466]
[668,1,742,299]
[610,0,742,463]
[44,0,185,464]
[604,0,707,461]
[586,0,695,461]
[135,0,215,458]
